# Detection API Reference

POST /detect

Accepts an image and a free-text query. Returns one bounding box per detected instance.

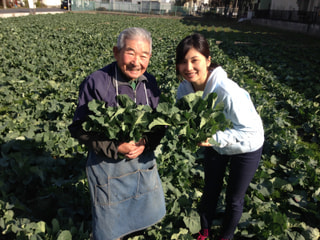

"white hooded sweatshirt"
[177,66,264,155]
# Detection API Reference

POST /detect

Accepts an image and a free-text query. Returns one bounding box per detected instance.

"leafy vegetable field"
[0,12,320,240]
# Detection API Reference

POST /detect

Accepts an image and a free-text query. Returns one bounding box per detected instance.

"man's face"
[113,38,151,81]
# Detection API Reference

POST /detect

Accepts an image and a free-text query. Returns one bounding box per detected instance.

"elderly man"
[69,27,166,240]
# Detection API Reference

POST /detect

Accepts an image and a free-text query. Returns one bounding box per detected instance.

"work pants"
[199,146,263,239]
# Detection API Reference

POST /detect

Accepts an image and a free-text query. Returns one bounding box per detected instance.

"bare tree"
[238,0,255,17]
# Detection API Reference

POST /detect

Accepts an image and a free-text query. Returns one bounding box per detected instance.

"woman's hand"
[118,138,146,159]
[198,138,212,147]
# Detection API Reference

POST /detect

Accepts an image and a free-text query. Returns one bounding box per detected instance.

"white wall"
[42,0,61,7]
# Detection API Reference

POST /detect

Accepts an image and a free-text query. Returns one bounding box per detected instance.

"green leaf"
[36,221,46,234]
[171,228,189,239]
[117,94,136,108]
[183,210,201,234]
[286,231,305,240]
[51,218,60,235]
[57,230,72,240]
[149,117,171,129]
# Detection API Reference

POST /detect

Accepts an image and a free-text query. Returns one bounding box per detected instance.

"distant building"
[257,0,320,12]
[253,0,320,35]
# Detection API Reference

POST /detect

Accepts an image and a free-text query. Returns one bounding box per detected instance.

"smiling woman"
[176,33,264,240]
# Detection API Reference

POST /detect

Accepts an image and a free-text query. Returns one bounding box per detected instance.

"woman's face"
[177,47,211,89]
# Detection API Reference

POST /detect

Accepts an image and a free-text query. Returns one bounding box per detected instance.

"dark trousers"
[199,146,263,239]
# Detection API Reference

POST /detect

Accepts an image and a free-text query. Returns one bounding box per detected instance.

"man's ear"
[113,46,118,59]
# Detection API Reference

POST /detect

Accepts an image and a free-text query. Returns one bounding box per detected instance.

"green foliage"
[0,12,319,240]
[84,92,229,153]
[83,95,154,142]
[157,91,229,152]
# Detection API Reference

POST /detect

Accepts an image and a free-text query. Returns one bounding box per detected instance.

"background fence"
[69,1,320,25]
[71,0,197,16]
[254,10,320,24]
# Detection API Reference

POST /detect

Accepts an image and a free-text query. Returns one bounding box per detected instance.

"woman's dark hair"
[175,33,219,78]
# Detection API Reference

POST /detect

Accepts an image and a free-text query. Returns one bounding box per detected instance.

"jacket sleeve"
[69,120,119,159]
[68,73,119,159]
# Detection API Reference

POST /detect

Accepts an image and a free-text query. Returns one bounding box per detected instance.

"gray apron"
[86,150,166,240]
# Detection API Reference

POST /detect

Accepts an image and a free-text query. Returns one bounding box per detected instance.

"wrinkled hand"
[198,138,212,147]
[118,139,146,159]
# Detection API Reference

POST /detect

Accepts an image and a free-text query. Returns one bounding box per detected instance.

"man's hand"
[118,138,146,159]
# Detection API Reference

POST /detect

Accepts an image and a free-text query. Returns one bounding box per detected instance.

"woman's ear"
[207,56,211,67]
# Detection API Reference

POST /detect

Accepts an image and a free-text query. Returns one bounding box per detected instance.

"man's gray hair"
[117,27,152,54]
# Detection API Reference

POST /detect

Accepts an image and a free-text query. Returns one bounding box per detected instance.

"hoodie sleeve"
[205,68,264,155]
